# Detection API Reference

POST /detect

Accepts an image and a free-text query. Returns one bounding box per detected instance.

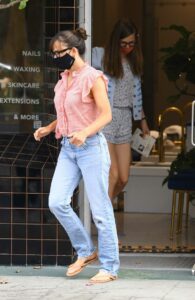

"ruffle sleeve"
[54,79,63,93]
[81,69,108,103]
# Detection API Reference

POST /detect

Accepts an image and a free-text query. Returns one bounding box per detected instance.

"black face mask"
[52,53,75,70]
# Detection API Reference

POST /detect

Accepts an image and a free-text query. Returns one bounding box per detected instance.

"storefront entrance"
[90,0,195,254]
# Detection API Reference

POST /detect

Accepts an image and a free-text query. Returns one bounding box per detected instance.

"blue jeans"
[49,132,119,276]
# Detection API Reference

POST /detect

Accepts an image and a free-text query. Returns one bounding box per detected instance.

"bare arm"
[140,109,150,135]
[83,76,112,135]
[34,120,57,141]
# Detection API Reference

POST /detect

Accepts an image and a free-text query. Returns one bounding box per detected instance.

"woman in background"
[92,18,150,202]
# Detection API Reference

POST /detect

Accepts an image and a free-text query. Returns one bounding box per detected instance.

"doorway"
[91,0,195,253]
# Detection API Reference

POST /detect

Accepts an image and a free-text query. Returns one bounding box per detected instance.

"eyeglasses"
[120,41,136,48]
[50,47,71,58]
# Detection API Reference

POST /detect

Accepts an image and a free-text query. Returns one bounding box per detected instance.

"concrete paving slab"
[1,254,195,300]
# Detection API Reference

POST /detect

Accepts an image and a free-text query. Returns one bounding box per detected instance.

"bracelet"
[141,116,147,121]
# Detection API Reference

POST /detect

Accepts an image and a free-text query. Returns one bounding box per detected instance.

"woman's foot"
[66,252,98,277]
[89,270,117,283]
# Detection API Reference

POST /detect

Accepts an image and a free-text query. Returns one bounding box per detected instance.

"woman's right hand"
[34,120,57,141]
[34,126,51,141]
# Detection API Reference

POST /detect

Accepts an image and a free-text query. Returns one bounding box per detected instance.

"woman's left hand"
[140,119,150,136]
[68,131,87,147]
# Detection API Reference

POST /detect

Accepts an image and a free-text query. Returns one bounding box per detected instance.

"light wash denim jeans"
[49,132,119,276]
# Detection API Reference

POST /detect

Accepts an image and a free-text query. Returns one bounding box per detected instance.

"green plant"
[160,25,195,102]
[0,0,28,10]
[162,147,195,186]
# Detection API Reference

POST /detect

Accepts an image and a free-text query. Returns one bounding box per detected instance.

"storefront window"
[0,1,44,133]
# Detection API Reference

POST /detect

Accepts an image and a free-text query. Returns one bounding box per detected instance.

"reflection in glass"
[0,2,44,133]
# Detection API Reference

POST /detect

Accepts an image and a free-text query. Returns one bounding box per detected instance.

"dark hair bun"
[74,28,88,40]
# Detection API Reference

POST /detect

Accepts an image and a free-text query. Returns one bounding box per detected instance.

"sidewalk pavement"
[1,254,195,300]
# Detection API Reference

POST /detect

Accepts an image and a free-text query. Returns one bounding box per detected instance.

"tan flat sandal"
[66,252,98,277]
[89,270,117,284]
